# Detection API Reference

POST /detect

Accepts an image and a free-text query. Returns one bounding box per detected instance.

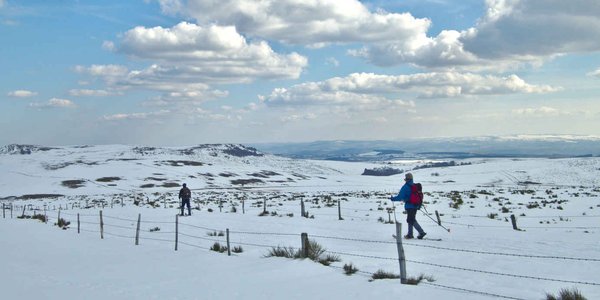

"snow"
[1,145,600,299]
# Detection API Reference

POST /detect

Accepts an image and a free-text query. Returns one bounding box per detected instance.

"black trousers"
[181,198,191,215]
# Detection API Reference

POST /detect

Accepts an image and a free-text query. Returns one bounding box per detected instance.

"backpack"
[181,187,191,199]
[409,183,424,207]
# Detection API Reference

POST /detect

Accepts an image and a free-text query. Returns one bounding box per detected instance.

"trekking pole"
[391,201,398,223]
[421,205,450,232]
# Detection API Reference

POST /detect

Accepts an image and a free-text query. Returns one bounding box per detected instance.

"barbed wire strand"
[407,259,600,286]
[421,282,525,300]
[401,242,600,262]
[178,222,219,232]
[228,230,297,237]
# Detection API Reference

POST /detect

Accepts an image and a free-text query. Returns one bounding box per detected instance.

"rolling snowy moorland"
[1,144,600,299]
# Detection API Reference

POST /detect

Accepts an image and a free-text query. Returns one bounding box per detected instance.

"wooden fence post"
[338,200,343,220]
[510,214,518,230]
[226,228,231,256]
[21,205,26,218]
[2,203,5,219]
[10,203,13,218]
[242,199,245,214]
[395,222,407,284]
[435,210,442,226]
[175,214,179,251]
[135,213,141,245]
[58,208,61,223]
[44,205,47,223]
[100,210,104,239]
[301,232,309,258]
[263,198,267,214]
[301,199,305,218]
[77,213,80,234]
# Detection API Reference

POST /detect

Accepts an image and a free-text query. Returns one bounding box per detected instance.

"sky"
[1,0,600,146]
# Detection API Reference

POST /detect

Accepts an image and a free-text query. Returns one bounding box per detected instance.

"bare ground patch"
[16,194,64,200]
[231,179,264,185]
[96,177,121,182]
[61,180,86,189]
[158,160,204,167]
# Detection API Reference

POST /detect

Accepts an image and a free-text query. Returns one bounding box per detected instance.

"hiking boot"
[404,234,414,239]
[417,232,427,239]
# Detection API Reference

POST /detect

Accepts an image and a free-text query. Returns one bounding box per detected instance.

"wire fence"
[4,194,600,231]
[4,206,600,300]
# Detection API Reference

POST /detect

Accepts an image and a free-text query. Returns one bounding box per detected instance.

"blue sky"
[1,0,599,146]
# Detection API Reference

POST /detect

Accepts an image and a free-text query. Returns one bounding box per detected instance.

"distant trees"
[361,167,404,176]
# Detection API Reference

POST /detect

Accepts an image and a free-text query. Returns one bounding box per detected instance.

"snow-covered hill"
[1,144,600,299]
[0,144,362,198]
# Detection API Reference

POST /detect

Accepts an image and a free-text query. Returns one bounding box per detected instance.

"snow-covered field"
[1,145,600,299]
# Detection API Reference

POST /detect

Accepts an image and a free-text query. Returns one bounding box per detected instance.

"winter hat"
[404,173,413,180]
[183,183,187,187]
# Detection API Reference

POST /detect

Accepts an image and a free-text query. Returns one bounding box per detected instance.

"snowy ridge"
[0,144,57,155]
[0,144,355,198]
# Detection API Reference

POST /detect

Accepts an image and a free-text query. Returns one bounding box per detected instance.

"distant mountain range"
[252,135,600,161]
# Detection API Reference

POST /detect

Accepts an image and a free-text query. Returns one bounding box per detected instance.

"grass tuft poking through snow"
[546,288,587,300]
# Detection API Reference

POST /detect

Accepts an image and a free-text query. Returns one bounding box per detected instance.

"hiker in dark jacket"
[179,183,192,216]
[391,173,426,239]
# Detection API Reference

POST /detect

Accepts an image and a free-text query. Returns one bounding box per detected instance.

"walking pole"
[420,205,450,232]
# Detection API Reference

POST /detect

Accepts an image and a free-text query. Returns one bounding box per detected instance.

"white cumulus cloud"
[512,106,561,117]
[102,109,170,121]
[587,68,600,78]
[462,0,600,59]
[29,98,76,109]
[117,22,307,83]
[74,22,308,103]
[263,72,559,108]
[351,0,600,69]
[162,0,431,48]
[69,89,115,97]
[7,90,38,98]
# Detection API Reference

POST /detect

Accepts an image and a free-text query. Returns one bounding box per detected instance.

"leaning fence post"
[21,205,26,218]
[338,200,343,220]
[175,214,179,251]
[135,213,141,245]
[510,214,519,230]
[226,228,231,256]
[301,232,309,258]
[77,213,80,234]
[395,222,407,284]
[99,210,104,239]
[435,210,442,226]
